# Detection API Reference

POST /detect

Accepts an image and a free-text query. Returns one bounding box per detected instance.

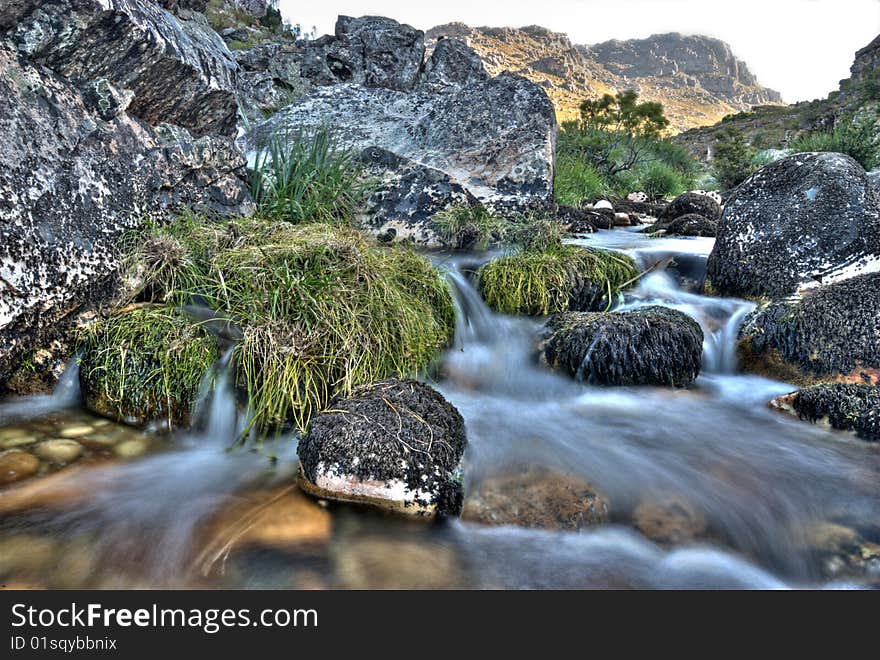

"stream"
[1,228,879,589]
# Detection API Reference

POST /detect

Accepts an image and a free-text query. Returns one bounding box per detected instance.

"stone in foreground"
[771,383,880,442]
[540,306,704,386]
[707,152,880,299]
[297,379,467,517]
[738,273,880,385]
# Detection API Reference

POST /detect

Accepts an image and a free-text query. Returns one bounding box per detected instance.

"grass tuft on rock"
[431,204,505,251]
[249,128,368,225]
[78,307,220,428]
[477,240,639,316]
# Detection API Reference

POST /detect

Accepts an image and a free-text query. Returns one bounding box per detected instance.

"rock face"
[772,384,880,442]
[297,379,467,518]
[707,153,880,299]
[299,16,425,92]
[10,0,241,136]
[0,30,251,390]
[245,68,557,245]
[235,42,310,120]
[426,24,782,131]
[738,273,880,386]
[540,306,704,386]
[422,37,489,91]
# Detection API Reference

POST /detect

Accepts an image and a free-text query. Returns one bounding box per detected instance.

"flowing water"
[1,229,879,589]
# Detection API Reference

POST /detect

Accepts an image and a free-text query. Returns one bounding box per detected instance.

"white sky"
[278,0,880,102]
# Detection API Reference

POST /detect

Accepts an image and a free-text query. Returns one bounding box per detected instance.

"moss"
[78,307,220,427]
[477,244,639,316]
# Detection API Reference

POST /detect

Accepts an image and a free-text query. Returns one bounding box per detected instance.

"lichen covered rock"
[421,37,489,91]
[0,44,250,393]
[78,307,219,427]
[707,152,880,299]
[540,306,704,386]
[738,273,880,385]
[772,383,880,442]
[297,379,467,517]
[660,213,717,237]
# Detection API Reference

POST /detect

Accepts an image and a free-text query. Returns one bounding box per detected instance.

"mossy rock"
[658,192,722,223]
[79,307,219,427]
[738,273,880,385]
[539,306,704,386]
[774,383,880,442]
[656,213,717,237]
[297,378,467,517]
[476,245,639,316]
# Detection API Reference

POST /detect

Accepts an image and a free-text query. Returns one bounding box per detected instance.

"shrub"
[249,128,368,225]
[712,128,758,191]
[431,204,505,251]
[632,161,688,199]
[788,119,879,171]
[477,244,638,316]
[554,154,610,206]
[79,307,220,428]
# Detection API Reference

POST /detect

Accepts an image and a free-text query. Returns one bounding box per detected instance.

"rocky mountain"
[675,32,880,160]
[425,24,782,132]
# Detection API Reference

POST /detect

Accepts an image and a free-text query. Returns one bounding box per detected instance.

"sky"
[278,0,880,102]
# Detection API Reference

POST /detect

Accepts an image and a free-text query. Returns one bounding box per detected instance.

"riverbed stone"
[462,467,610,530]
[632,493,708,545]
[33,439,84,464]
[539,306,704,386]
[738,273,880,385]
[655,213,717,237]
[658,191,722,224]
[707,152,880,299]
[297,379,467,517]
[114,439,150,459]
[771,383,880,442]
[0,450,41,485]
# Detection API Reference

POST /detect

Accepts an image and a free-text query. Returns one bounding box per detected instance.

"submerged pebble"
[58,425,95,439]
[114,439,149,458]
[33,439,84,464]
[0,450,41,485]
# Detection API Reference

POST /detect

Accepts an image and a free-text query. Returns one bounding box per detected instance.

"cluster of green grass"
[78,307,219,428]
[249,128,369,225]
[108,217,455,434]
[476,227,639,316]
[431,204,506,251]
[788,118,879,170]
[554,123,701,206]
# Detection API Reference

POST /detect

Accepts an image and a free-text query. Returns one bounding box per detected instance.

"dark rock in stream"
[738,273,880,386]
[771,383,880,442]
[654,213,718,237]
[539,306,704,386]
[297,379,467,518]
[707,152,880,299]
[658,191,722,224]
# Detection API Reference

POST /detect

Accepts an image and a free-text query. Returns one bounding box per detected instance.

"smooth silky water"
[1,228,878,589]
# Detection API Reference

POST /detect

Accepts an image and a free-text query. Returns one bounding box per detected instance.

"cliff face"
[425,24,782,132]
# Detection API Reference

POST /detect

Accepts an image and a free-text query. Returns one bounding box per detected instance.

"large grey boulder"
[299,15,425,92]
[235,41,310,120]
[421,37,489,91]
[10,0,241,136]
[707,152,880,299]
[0,43,251,391]
[245,71,557,245]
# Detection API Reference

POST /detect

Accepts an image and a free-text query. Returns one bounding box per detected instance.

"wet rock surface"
[632,493,709,545]
[658,191,722,224]
[297,379,467,517]
[772,384,880,442]
[707,153,880,299]
[657,213,718,237]
[462,467,609,530]
[540,306,704,386]
[738,273,880,385]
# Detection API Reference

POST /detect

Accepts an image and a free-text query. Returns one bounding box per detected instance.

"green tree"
[571,90,671,177]
[712,128,757,191]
